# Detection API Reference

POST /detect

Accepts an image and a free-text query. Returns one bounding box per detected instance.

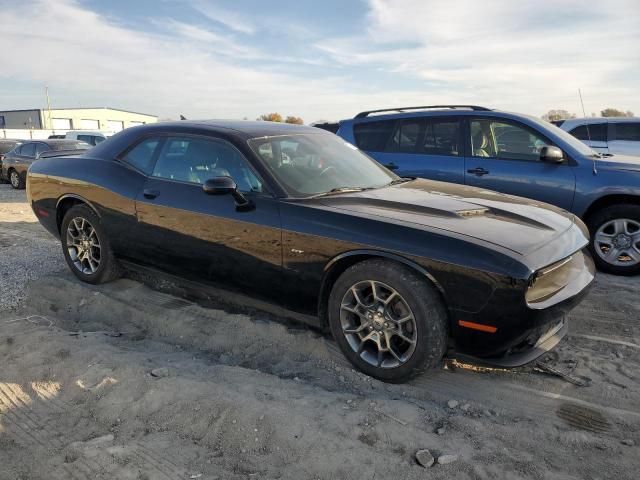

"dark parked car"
[0,139,23,182]
[27,121,594,381]
[2,139,89,189]
[337,105,640,275]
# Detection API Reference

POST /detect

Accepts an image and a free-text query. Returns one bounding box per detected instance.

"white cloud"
[0,0,638,122]
[0,0,356,121]
[190,1,256,34]
[320,0,640,116]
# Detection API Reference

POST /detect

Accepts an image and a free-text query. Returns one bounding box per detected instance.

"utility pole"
[45,85,52,131]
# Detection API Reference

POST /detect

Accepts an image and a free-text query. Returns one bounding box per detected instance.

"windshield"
[526,116,602,156]
[0,142,20,154]
[248,134,397,197]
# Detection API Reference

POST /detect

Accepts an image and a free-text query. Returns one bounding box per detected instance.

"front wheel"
[328,259,448,383]
[9,170,24,189]
[587,204,640,276]
[61,204,121,284]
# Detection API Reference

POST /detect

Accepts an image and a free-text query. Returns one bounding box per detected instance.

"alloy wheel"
[594,218,640,267]
[66,217,101,274]
[10,171,19,188]
[340,280,417,369]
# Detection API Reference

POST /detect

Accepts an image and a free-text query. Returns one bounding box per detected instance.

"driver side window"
[470,120,550,162]
[151,137,262,193]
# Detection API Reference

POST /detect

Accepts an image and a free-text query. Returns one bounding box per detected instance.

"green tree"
[285,116,304,125]
[257,113,283,122]
[601,108,633,117]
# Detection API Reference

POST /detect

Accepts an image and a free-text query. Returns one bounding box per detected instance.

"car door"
[354,117,465,183]
[464,118,576,211]
[134,135,283,301]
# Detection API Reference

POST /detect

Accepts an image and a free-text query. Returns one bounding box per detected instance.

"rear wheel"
[9,169,24,189]
[328,259,448,382]
[61,204,121,284]
[587,204,640,275]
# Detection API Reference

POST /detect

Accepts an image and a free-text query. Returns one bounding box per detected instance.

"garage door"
[81,119,100,130]
[51,118,72,130]
[107,120,124,132]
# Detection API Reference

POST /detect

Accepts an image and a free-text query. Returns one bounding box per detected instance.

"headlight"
[525,250,586,305]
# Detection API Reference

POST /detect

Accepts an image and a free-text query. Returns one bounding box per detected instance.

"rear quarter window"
[353,120,396,152]
[568,123,607,142]
[121,138,161,174]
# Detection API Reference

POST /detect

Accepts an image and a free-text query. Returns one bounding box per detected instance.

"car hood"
[595,154,640,172]
[317,179,577,256]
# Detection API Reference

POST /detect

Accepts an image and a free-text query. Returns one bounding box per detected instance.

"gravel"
[0,184,64,311]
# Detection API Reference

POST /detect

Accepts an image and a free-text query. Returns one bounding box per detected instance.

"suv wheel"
[61,204,121,284]
[9,170,24,189]
[587,204,640,275]
[328,259,448,382]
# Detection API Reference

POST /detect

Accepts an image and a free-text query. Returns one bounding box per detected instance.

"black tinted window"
[152,137,262,193]
[353,120,396,152]
[122,138,161,174]
[397,120,421,152]
[423,120,460,156]
[20,143,36,157]
[569,123,607,142]
[614,122,640,141]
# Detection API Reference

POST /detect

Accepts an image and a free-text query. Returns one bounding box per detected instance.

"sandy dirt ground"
[1,183,639,479]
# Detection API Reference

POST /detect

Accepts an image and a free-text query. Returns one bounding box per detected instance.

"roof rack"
[354,105,491,119]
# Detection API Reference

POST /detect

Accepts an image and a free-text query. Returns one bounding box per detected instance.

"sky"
[0,0,639,123]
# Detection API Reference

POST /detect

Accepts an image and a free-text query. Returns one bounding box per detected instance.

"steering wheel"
[319,165,336,177]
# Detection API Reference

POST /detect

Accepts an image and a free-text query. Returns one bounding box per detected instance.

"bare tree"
[541,109,575,122]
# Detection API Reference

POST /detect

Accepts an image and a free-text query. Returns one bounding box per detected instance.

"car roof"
[340,108,543,125]
[142,120,326,139]
[23,139,88,146]
[560,117,640,128]
[68,130,107,135]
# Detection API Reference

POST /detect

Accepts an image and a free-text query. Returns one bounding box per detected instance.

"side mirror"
[203,176,254,211]
[540,146,564,164]
[203,176,237,195]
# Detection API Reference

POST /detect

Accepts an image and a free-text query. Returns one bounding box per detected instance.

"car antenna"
[578,88,597,175]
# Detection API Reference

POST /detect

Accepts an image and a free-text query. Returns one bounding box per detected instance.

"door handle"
[143,189,160,199]
[383,162,399,171]
[467,167,490,176]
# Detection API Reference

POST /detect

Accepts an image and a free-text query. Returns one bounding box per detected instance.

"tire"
[9,169,24,189]
[61,204,121,284]
[328,259,448,383]
[587,204,640,276]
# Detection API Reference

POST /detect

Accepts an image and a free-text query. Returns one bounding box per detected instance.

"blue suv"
[337,105,640,275]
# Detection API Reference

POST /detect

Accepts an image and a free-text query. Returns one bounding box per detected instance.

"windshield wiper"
[386,177,413,186]
[311,187,371,198]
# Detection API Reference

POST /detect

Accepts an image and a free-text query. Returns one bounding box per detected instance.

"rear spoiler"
[37,149,88,159]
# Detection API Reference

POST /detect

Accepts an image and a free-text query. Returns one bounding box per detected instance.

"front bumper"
[451,250,595,368]
[455,319,568,368]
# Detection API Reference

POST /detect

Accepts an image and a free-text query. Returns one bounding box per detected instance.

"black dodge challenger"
[27,120,595,382]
